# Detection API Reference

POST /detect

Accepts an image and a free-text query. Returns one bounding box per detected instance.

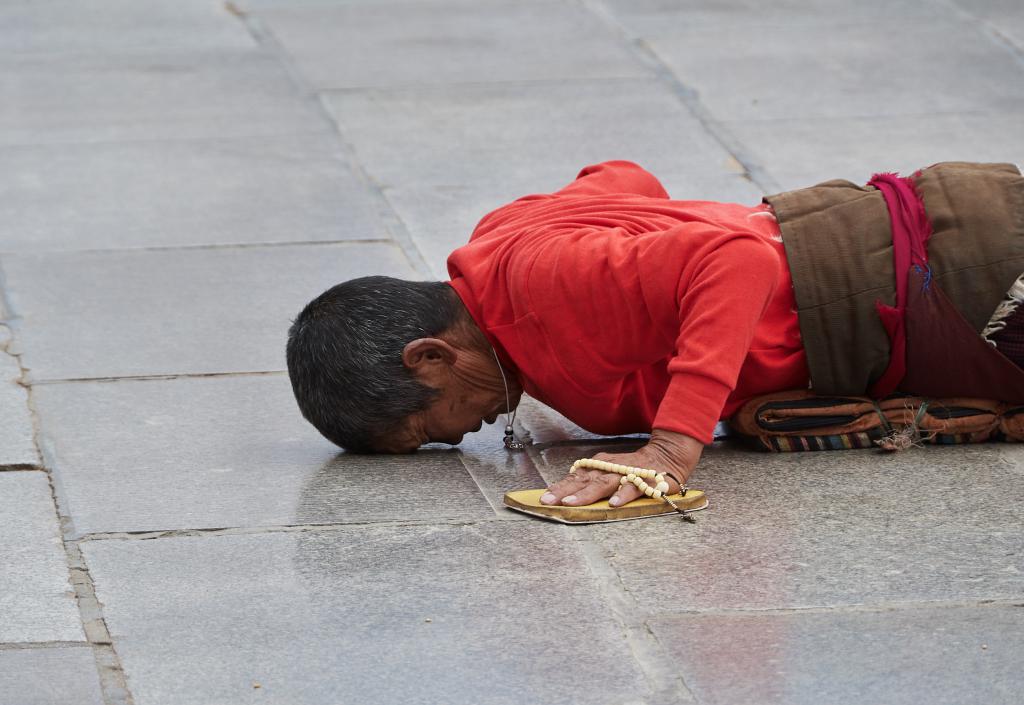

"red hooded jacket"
[447,161,809,443]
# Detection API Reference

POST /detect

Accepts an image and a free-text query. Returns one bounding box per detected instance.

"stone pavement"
[2,0,1023,703]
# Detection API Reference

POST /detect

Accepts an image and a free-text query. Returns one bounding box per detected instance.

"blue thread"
[915,264,933,292]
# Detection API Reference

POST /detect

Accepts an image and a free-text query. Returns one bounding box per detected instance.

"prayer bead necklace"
[570,458,697,521]
[487,347,697,520]
[570,458,671,497]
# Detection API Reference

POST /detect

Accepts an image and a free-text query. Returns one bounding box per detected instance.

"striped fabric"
[747,429,990,452]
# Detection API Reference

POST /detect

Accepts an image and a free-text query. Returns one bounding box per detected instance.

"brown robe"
[765,161,1024,400]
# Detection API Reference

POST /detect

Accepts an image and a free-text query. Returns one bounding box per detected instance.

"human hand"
[539,429,703,507]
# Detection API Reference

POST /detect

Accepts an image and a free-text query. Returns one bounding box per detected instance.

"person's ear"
[402,338,457,382]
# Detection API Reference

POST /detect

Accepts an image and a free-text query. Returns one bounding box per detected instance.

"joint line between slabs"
[227,5,435,279]
[63,541,135,705]
[317,74,662,96]
[929,0,1024,67]
[457,455,506,517]
[651,598,1024,619]
[76,516,516,543]
[0,238,397,259]
[984,23,1024,69]
[0,317,44,469]
[36,475,136,703]
[573,534,697,704]
[0,125,334,157]
[30,370,287,385]
[575,0,781,195]
[0,261,19,323]
[0,641,93,652]
[20,332,136,703]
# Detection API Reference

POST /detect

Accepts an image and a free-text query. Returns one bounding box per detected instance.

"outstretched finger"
[540,470,593,505]
[560,472,621,506]
[608,481,642,507]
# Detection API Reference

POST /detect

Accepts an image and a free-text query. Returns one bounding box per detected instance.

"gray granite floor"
[2,1,1022,704]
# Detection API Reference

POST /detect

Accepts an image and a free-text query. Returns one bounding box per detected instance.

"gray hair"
[286,276,463,452]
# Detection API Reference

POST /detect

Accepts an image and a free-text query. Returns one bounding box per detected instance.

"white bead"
[571,460,679,504]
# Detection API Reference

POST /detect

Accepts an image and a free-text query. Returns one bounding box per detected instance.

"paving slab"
[950,0,1024,49]
[2,241,416,381]
[0,351,37,468]
[647,18,1024,121]
[534,439,648,488]
[325,80,762,275]
[0,134,389,253]
[82,523,655,705]
[1,0,254,59]
[998,443,1024,473]
[515,395,640,446]
[258,1,647,90]
[723,112,1024,191]
[35,374,493,537]
[537,443,1024,610]
[595,0,943,37]
[0,647,103,705]
[0,473,83,643]
[240,0,560,6]
[447,419,549,519]
[0,51,327,147]
[649,606,1024,705]
[390,397,647,520]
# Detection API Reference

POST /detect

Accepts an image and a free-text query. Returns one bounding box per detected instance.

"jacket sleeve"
[554,161,670,198]
[652,236,781,443]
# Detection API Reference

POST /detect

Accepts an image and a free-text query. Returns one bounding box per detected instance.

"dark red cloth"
[991,306,1024,368]
[446,161,809,443]
[868,172,933,398]
[901,268,1024,401]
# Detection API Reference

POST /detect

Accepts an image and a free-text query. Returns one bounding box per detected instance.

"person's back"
[447,159,808,443]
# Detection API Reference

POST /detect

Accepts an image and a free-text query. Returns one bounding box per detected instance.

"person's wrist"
[647,428,703,481]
